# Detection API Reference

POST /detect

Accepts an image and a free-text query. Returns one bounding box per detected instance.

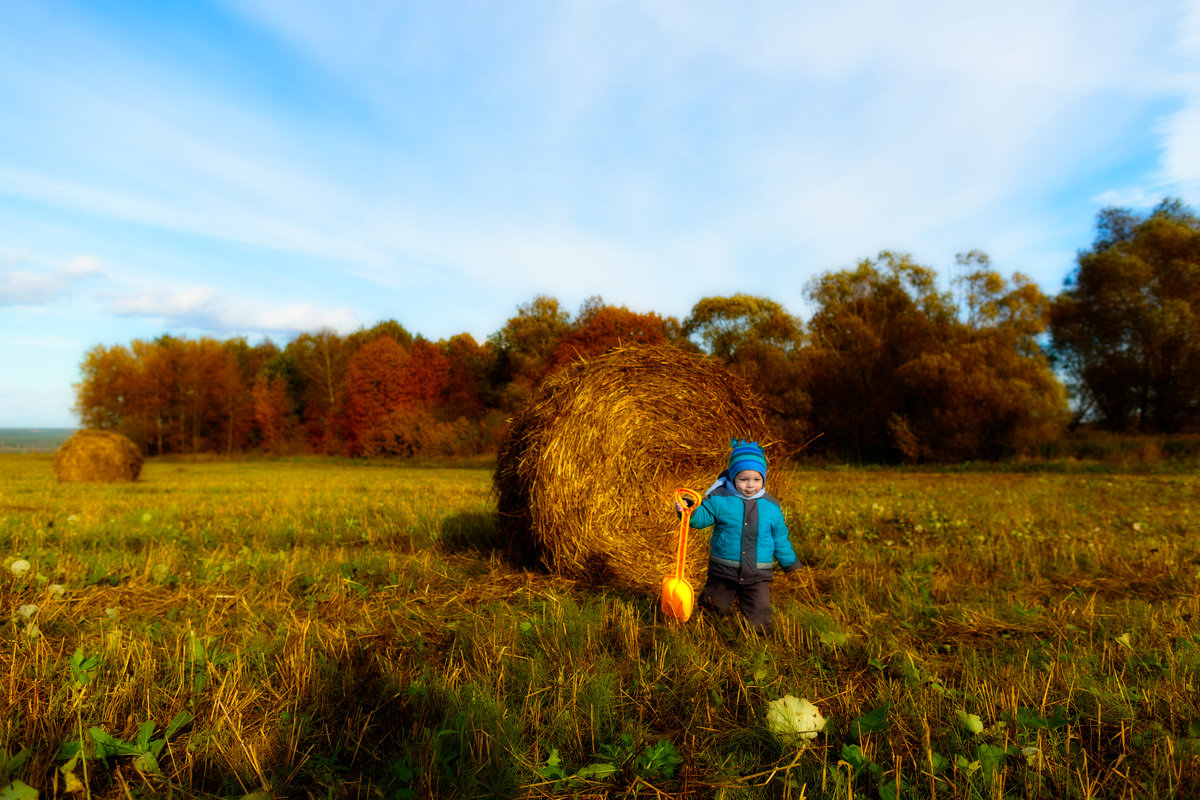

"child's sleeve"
[687,496,716,529]
[773,511,801,572]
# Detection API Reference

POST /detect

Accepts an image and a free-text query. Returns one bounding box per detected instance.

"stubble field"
[1,454,1198,799]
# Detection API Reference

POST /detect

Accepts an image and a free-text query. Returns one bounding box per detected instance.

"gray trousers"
[698,573,773,632]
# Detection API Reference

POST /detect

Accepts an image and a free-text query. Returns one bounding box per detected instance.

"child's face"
[733,470,763,497]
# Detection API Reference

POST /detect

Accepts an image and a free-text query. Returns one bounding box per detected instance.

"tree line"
[74,198,1200,462]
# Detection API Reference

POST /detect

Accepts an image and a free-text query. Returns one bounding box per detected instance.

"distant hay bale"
[53,430,144,483]
[494,344,786,590]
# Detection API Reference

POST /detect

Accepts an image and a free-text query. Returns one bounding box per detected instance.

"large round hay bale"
[494,344,787,590]
[53,429,144,483]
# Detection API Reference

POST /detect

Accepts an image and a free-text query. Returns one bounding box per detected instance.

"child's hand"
[674,496,696,514]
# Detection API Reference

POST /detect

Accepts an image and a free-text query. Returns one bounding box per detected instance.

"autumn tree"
[75,338,166,453]
[178,337,244,453]
[74,335,249,455]
[547,297,680,371]
[251,372,294,452]
[342,336,410,455]
[439,333,492,420]
[401,337,449,409]
[75,344,138,437]
[683,294,809,443]
[489,295,571,409]
[220,338,277,453]
[802,254,947,459]
[129,336,183,455]
[285,329,350,453]
[803,251,1065,461]
[887,252,1067,461]
[1049,198,1200,432]
[347,319,413,353]
[683,294,801,359]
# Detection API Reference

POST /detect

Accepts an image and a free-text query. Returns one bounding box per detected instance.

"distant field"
[1,454,1198,799]
[0,428,76,453]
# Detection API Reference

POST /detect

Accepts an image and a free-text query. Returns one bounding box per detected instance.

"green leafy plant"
[848,704,890,741]
[68,647,103,693]
[635,738,682,780]
[840,744,879,780]
[0,748,31,783]
[0,779,38,800]
[0,747,35,800]
[1010,705,1072,730]
[533,749,613,792]
[187,632,233,696]
[58,711,193,774]
[975,742,1009,782]
[386,754,418,800]
[533,736,681,791]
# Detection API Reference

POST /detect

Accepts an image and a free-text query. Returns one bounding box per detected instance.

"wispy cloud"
[63,255,104,277]
[107,284,360,335]
[0,269,66,306]
[0,251,103,306]
[0,0,1195,428]
[1159,1,1200,194]
[4,0,1192,307]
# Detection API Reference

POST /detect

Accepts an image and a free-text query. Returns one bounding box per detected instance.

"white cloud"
[62,254,103,277]
[1145,0,1200,197]
[0,268,65,306]
[107,284,360,335]
[0,251,105,306]
[1091,186,1166,209]
[1090,1,1200,208]
[2,0,1195,428]
[2,0,1195,327]
[1162,100,1200,187]
[1,248,31,267]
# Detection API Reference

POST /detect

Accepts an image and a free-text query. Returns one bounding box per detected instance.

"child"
[677,439,800,633]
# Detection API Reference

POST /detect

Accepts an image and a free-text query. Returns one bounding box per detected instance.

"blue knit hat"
[728,438,767,480]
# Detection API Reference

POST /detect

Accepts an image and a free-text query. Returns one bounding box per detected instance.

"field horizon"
[0,429,78,454]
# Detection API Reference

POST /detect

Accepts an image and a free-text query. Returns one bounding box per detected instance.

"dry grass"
[3,455,1200,799]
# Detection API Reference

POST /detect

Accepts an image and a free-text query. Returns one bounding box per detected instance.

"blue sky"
[2,0,1198,427]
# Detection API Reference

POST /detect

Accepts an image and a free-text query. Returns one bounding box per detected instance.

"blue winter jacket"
[688,480,799,584]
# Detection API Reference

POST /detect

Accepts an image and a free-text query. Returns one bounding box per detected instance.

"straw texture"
[53,429,144,483]
[494,344,783,590]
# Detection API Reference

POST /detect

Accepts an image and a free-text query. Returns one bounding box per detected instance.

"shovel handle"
[672,488,702,581]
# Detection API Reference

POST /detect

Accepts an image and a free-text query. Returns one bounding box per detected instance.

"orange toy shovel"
[661,487,703,622]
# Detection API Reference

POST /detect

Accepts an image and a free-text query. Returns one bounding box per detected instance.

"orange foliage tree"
[802,251,1066,462]
[547,297,678,372]
[1050,198,1200,432]
[439,333,491,420]
[75,344,138,434]
[74,335,252,455]
[342,336,410,455]
[401,337,449,409]
[251,372,294,452]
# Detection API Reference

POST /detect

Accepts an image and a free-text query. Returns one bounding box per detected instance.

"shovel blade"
[661,575,694,622]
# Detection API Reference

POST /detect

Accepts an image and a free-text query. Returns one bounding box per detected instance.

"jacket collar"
[705,474,766,500]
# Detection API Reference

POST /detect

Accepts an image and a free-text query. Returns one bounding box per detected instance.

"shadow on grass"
[437,510,507,555]
[180,633,521,798]
[442,511,665,612]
